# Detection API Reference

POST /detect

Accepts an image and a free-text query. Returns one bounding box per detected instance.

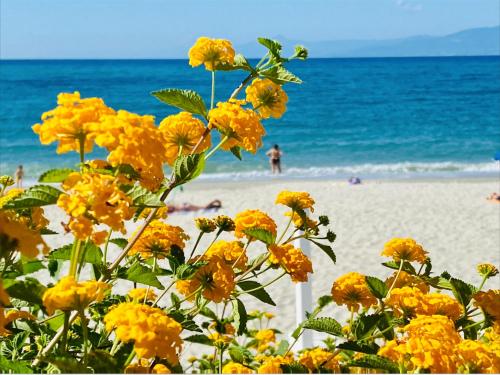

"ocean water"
[1,56,499,182]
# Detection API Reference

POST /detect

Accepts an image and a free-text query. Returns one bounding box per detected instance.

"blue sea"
[1,56,499,182]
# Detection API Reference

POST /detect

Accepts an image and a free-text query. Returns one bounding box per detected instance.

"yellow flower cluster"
[257,355,291,374]
[477,263,499,278]
[125,360,171,374]
[104,302,182,362]
[222,362,253,374]
[385,270,429,293]
[205,240,248,270]
[269,243,313,282]
[0,211,49,258]
[276,190,315,212]
[195,217,217,233]
[474,290,500,321]
[331,272,377,312]
[0,309,36,336]
[99,110,169,191]
[245,78,288,119]
[254,329,276,352]
[234,209,277,240]
[127,288,157,303]
[42,276,109,315]
[32,92,115,154]
[387,286,463,320]
[57,172,134,240]
[0,188,23,208]
[299,347,340,373]
[188,37,235,70]
[128,220,189,259]
[456,339,500,373]
[209,101,265,153]
[159,112,211,165]
[176,256,235,303]
[284,211,318,230]
[381,238,428,264]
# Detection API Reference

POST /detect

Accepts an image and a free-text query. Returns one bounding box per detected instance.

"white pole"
[294,235,313,350]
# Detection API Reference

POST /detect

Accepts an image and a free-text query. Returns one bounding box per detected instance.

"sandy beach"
[38,177,500,341]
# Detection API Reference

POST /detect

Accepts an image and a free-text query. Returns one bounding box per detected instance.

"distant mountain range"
[237,26,500,58]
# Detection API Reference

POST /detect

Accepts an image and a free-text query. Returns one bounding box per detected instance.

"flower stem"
[211,71,216,110]
[386,260,405,297]
[188,232,204,261]
[478,274,488,291]
[79,308,89,365]
[237,271,286,295]
[61,311,70,353]
[69,239,82,278]
[103,231,112,265]
[205,136,229,160]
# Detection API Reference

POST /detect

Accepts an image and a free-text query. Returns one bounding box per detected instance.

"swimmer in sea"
[266,144,282,174]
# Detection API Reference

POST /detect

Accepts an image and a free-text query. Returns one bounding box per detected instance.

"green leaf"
[123,184,165,208]
[382,261,416,274]
[257,37,283,61]
[47,355,89,373]
[238,280,276,306]
[347,354,399,373]
[317,295,333,308]
[365,276,388,299]
[0,356,33,373]
[184,334,213,346]
[120,262,164,289]
[175,262,207,280]
[109,238,128,249]
[308,239,336,263]
[337,341,380,355]
[242,228,275,245]
[228,345,253,364]
[353,314,383,340]
[280,362,309,374]
[168,312,202,332]
[232,298,247,335]
[40,227,58,235]
[450,277,475,307]
[303,317,343,337]
[19,258,45,274]
[3,184,62,209]
[173,153,205,186]
[46,313,66,331]
[49,243,103,265]
[38,168,75,183]
[216,54,255,73]
[199,306,217,320]
[275,340,289,356]
[4,277,46,305]
[87,349,119,373]
[261,66,302,84]
[152,89,208,117]
[230,146,243,160]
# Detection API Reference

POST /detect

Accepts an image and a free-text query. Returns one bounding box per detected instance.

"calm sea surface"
[1,57,499,181]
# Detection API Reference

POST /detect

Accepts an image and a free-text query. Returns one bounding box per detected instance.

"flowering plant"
[0,37,498,374]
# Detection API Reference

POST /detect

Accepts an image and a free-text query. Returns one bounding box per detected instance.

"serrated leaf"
[109,238,128,249]
[3,184,62,209]
[4,277,46,305]
[152,89,207,117]
[173,153,205,186]
[261,66,302,84]
[230,146,243,160]
[38,168,75,183]
[353,314,383,340]
[337,341,380,354]
[232,298,247,335]
[275,340,289,356]
[49,243,103,265]
[175,262,207,280]
[228,345,253,363]
[87,349,119,373]
[47,355,89,373]
[317,295,333,308]
[199,306,217,320]
[280,362,309,374]
[168,312,202,332]
[20,259,45,274]
[308,239,336,263]
[123,184,165,208]
[120,262,164,289]
[382,261,416,274]
[257,37,283,61]
[450,277,475,307]
[238,280,276,306]
[0,356,33,373]
[242,228,275,245]
[303,317,343,337]
[40,227,58,235]
[184,334,213,346]
[347,354,399,373]
[365,276,388,299]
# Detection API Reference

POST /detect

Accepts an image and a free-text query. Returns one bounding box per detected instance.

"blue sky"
[1,0,499,58]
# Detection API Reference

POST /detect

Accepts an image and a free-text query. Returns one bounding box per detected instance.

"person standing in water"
[15,165,24,188]
[266,144,283,174]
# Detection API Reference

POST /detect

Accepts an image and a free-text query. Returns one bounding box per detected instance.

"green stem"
[78,135,85,167]
[194,229,222,265]
[188,232,204,261]
[478,274,488,291]
[348,307,355,339]
[144,256,157,304]
[152,280,176,307]
[61,311,70,353]
[205,136,229,160]
[237,271,286,295]
[277,214,294,244]
[211,71,216,110]
[235,254,270,282]
[218,346,224,374]
[69,240,82,278]
[79,308,89,365]
[103,231,112,264]
[386,260,405,297]
[77,240,88,276]
[124,350,136,367]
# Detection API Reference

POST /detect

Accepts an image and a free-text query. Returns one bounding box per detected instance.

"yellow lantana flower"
[456,339,500,373]
[474,289,500,321]
[269,243,313,283]
[159,112,211,165]
[299,348,340,373]
[234,209,277,240]
[205,240,248,270]
[42,276,109,315]
[385,270,429,293]
[209,101,265,154]
[254,329,276,352]
[276,190,315,212]
[222,362,253,374]
[0,309,36,336]
[188,37,235,71]
[257,355,291,374]
[246,78,288,119]
[128,220,189,259]
[381,238,428,264]
[104,302,182,363]
[127,288,157,303]
[0,211,49,258]
[331,272,377,312]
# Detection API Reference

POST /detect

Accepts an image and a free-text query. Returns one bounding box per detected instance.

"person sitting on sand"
[266,144,282,174]
[486,193,500,203]
[15,165,24,188]
[348,176,362,185]
[168,199,222,213]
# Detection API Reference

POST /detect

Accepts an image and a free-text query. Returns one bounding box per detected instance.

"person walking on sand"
[266,144,282,174]
[15,165,24,188]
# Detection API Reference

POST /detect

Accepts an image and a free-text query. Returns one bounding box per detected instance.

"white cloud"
[395,0,423,12]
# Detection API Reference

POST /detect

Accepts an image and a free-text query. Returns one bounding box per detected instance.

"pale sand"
[40,178,500,342]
